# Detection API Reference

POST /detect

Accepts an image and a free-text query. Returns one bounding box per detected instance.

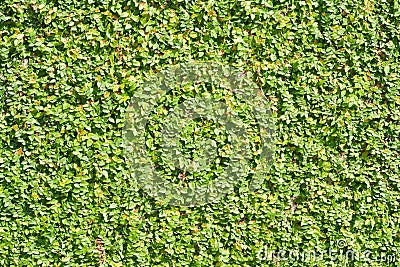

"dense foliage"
[1,0,399,266]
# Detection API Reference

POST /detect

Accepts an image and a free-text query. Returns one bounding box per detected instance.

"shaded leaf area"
[0,0,399,266]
